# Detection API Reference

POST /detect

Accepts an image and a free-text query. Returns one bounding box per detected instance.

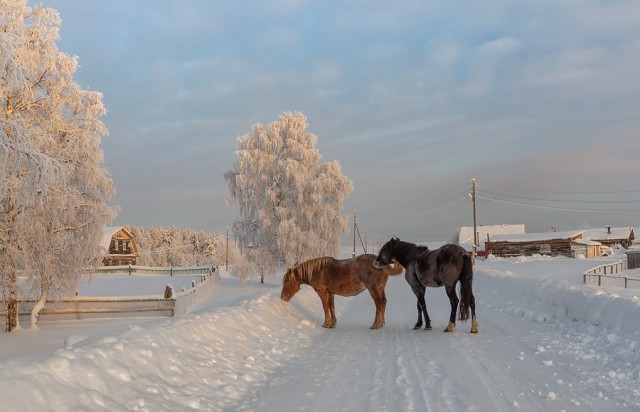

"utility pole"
[353,211,357,257]
[471,178,478,260]
[225,226,229,271]
[364,227,367,254]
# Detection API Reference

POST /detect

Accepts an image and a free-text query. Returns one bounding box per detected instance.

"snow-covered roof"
[459,224,526,244]
[572,239,602,246]
[489,230,585,243]
[100,226,135,253]
[582,227,634,241]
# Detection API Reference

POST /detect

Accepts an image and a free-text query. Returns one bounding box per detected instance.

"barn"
[485,230,602,258]
[458,224,526,253]
[101,226,138,266]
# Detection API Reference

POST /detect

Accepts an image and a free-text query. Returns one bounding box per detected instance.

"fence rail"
[2,265,219,323]
[582,260,640,289]
[92,264,218,276]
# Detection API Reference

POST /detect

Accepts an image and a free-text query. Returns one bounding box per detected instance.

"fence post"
[128,265,132,276]
[170,267,173,276]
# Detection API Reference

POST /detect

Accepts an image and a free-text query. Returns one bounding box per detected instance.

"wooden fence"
[582,260,640,289]
[2,266,219,323]
[93,264,218,276]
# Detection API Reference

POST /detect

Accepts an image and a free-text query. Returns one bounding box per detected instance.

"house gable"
[101,226,138,266]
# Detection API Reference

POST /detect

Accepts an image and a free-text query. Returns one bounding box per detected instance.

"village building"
[458,224,526,253]
[101,226,138,266]
[581,226,635,249]
[484,230,603,258]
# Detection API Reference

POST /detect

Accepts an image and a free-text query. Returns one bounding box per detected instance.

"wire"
[477,195,640,214]
[367,189,470,220]
[413,195,469,214]
[479,185,640,204]
[480,185,640,195]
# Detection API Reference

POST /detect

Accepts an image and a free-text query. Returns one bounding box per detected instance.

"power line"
[477,195,640,214]
[479,185,640,204]
[367,183,471,220]
[480,185,640,195]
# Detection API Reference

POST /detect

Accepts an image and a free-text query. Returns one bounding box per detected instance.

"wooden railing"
[93,264,218,277]
[2,266,219,323]
[582,260,640,289]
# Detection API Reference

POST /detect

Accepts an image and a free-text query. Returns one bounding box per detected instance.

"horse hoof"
[370,325,382,329]
[412,326,421,330]
[470,319,479,333]
[443,322,455,332]
[424,326,432,331]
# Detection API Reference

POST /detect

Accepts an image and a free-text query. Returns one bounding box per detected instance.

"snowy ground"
[2,252,640,411]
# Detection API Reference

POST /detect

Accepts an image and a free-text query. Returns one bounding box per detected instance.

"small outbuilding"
[582,226,635,249]
[485,230,601,258]
[101,226,138,266]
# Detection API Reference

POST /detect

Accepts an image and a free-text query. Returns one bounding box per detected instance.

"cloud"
[478,37,523,57]
[44,0,640,240]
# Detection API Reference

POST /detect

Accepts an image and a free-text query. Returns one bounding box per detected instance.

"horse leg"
[328,293,337,328]
[470,292,478,333]
[381,287,387,327]
[317,290,333,328]
[443,284,459,332]
[413,298,422,329]
[421,292,432,330]
[368,287,386,329]
[411,286,424,329]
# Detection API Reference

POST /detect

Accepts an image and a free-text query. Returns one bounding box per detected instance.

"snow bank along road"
[1,256,639,411]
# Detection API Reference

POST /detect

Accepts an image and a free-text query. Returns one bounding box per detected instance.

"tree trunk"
[30,287,48,329]
[5,269,20,332]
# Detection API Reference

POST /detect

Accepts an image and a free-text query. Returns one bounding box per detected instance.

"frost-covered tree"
[225,112,353,280]
[1,0,115,330]
[125,226,228,268]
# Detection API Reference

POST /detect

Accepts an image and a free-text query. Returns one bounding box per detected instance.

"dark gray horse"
[373,237,478,333]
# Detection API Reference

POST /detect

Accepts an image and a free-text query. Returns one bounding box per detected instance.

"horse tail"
[458,253,474,322]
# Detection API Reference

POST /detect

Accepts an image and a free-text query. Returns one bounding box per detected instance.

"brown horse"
[281,254,403,329]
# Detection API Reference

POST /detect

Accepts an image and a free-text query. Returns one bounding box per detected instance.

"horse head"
[280,266,300,301]
[373,237,398,268]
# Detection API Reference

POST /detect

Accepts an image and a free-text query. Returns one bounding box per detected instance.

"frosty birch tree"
[1,0,115,330]
[225,112,353,280]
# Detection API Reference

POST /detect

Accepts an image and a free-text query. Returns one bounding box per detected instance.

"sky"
[41,0,640,243]
[3,252,640,410]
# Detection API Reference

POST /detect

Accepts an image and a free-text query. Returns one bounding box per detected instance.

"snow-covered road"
[243,270,631,411]
[1,256,639,411]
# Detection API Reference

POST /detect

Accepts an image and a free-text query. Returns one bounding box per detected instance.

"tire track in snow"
[237,273,638,411]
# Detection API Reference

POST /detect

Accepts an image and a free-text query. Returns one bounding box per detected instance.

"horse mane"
[397,239,429,259]
[292,256,335,283]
